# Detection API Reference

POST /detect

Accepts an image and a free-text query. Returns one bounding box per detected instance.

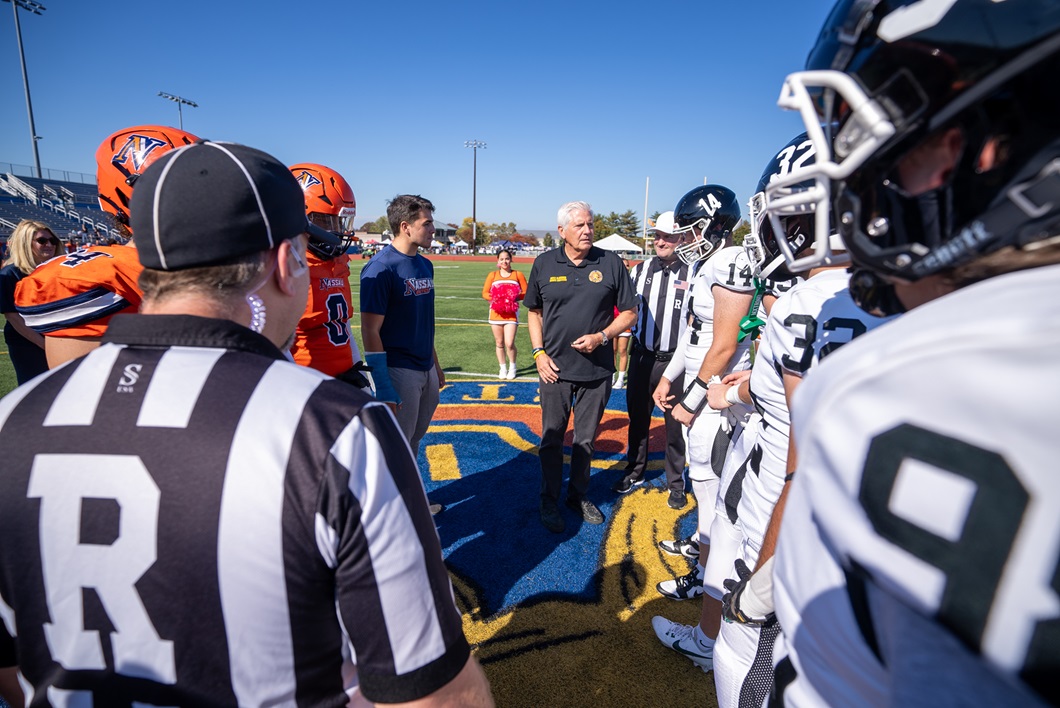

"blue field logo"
[422,381,693,618]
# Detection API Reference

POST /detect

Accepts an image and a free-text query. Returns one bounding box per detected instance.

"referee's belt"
[632,341,673,361]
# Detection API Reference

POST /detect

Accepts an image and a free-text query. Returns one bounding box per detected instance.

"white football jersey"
[739,270,894,553]
[683,246,757,362]
[772,263,1060,706]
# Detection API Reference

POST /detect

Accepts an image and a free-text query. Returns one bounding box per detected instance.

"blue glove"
[365,352,400,404]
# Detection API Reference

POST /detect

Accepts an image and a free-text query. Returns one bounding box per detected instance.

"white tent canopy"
[453,239,469,248]
[593,233,643,252]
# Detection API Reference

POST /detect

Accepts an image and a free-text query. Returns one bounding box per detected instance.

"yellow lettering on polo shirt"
[549,276,567,282]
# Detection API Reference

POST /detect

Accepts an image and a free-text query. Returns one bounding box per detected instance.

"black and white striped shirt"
[0,314,468,707]
[629,257,693,354]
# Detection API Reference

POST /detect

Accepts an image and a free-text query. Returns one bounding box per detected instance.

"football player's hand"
[672,403,696,426]
[336,361,372,389]
[721,369,751,387]
[707,382,730,410]
[722,559,770,625]
[652,378,674,410]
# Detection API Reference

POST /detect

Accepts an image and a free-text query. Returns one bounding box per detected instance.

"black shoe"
[540,499,565,533]
[612,475,644,494]
[565,497,605,524]
[667,490,687,510]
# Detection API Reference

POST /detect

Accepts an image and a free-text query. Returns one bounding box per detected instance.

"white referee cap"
[651,211,677,235]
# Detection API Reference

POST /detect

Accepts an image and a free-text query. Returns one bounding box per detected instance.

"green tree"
[593,212,617,240]
[543,232,555,248]
[613,209,641,238]
[362,216,389,234]
[485,221,519,242]
[456,217,487,246]
[731,219,750,246]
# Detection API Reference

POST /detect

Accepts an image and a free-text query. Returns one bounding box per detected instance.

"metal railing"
[0,161,96,185]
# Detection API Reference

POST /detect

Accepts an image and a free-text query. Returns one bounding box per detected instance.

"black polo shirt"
[524,245,637,382]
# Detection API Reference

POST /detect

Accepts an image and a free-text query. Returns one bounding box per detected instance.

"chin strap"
[848,268,907,317]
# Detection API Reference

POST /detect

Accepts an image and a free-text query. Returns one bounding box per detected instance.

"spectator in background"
[288,163,370,388]
[613,211,692,509]
[0,220,66,384]
[482,248,527,379]
[525,201,638,533]
[15,125,198,368]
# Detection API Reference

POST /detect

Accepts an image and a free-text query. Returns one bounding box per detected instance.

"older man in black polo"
[525,201,637,533]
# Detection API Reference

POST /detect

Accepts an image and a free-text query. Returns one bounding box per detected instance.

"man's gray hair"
[557,201,593,229]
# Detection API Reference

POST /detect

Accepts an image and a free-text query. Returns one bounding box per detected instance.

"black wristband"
[678,376,710,415]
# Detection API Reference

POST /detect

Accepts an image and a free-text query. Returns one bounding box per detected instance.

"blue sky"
[0,0,836,232]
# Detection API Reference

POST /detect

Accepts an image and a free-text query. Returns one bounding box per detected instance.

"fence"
[0,162,96,185]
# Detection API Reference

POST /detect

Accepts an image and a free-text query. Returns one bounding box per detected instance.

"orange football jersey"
[14,244,143,338]
[290,252,360,376]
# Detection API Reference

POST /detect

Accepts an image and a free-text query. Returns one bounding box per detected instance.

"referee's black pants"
[539,376,611,504]
[624,343,686,492]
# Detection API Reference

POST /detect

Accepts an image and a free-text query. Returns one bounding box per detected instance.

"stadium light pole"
[158,92,198,130]
[464,140,486,253]
[5,0,45,179]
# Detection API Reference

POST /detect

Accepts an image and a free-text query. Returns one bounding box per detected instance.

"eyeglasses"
[34,237,59,245]
[652,232,681,241]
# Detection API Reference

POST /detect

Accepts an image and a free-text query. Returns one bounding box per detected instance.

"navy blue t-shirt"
[359,245,435,371]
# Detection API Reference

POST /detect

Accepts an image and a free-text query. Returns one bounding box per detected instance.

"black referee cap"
[130,140,339,271]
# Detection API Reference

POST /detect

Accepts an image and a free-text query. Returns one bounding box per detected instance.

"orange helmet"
[289,163,356,259]
[96,125,200,229]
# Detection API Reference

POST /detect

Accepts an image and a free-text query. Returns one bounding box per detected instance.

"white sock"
[693,624,716,649]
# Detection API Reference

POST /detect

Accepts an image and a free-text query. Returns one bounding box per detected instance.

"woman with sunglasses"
[0,220,66,384]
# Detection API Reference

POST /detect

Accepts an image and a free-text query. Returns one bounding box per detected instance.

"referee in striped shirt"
[613,212,693,509]
[0,141,492,707]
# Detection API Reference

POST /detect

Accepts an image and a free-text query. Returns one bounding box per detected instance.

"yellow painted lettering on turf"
[461,384,515,402]
[427,443,461,481]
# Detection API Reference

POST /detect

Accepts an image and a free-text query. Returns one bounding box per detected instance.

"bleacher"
[0,170,121,242]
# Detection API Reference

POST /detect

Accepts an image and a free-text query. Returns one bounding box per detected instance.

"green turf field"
[350,256,539,380]
[0,255,541,397]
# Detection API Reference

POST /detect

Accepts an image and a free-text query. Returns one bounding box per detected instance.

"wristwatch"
[599,331,609,346]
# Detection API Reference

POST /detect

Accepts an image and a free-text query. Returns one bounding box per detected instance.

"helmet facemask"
[672,184,741,265]
[779,0,1060,283]
[673,218,726,265]
[292,164,357,260]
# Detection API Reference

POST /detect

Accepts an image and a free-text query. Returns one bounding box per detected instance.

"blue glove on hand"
[365,352,400,405]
